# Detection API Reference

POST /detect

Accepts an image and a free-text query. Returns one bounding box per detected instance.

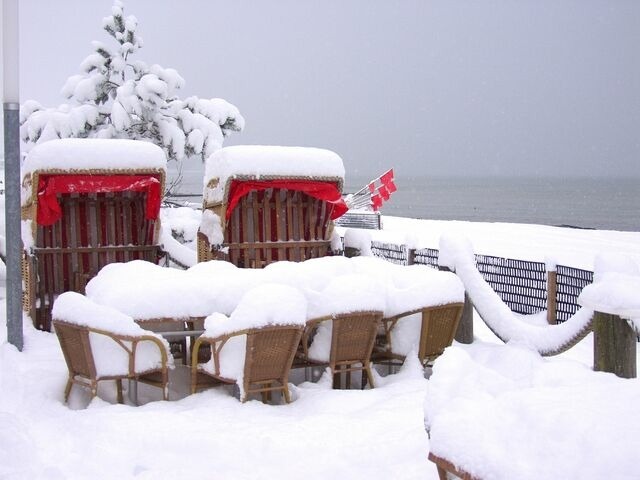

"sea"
[169,166,639,232]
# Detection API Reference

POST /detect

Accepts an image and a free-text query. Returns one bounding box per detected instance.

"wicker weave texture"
[331,312,382,365]
[55,322,96,380]
[245,326,303,384]
[420,303,464,361]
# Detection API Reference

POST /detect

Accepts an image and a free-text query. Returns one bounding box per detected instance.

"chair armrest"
[299,316,332,358]
[88,327,171,375]
[191,329,253,377]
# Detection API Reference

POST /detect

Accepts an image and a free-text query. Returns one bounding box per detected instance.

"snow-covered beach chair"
[21,139,166,331]
[52,292,172,404]
[197,145,348,268]
[191,284,306,403]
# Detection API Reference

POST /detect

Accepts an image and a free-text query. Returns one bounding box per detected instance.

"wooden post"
[407,248,415,266]
[344,246,360,258]
[546,269,557,325]
[439,266,473,344]
[593,311,636,379]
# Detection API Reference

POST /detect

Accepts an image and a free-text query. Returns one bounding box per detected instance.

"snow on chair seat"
[373,303,464,368]
[191,284,307,403]
[52,291,173,405]
[197,145,348,268]
[21,139,167,331]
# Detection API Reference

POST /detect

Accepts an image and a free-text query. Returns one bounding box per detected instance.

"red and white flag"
[345,168,397,212]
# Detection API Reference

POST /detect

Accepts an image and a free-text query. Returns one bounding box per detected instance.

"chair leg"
[332,366,341,389]
[64,378,73,403]
[345,368,351,389]
[261,384,272,404]
[116,379,124,404]
[283,384,292,404]
[366,365,375,389]
[435,464,448,480]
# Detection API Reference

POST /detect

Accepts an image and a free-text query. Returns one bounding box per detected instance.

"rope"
[441,235,594,356]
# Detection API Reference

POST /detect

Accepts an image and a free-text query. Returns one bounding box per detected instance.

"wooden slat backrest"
[33,191,160,331]
[222,188,333,268]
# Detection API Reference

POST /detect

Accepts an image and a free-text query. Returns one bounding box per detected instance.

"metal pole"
[3,0,24,350]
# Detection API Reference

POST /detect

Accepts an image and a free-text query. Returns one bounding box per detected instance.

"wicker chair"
[373,303,464,367]
[53,320,171,404]
[191,325,304,403]
[296,311,383,389]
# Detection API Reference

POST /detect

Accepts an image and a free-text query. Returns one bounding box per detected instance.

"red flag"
[379,185,390,201]
[386,179,397,194]
[368,182,376,193]
[380,168,394,186]
[371,193,383,211]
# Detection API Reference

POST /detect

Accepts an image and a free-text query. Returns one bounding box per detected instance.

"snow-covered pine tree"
[20,0,244,163]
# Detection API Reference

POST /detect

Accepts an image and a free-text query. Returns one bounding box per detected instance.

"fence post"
[344,246,360,258]
[439,265,473,344]
[593,311,636,378]
[546,268,557,325]
[407,248,415,266]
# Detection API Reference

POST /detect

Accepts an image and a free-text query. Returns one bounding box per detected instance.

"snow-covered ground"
[1,210,639,479]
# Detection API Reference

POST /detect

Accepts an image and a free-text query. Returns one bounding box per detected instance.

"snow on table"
[86,257,463,322]
[85,256,464,365]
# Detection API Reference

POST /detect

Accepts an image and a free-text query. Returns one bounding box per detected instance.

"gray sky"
[6,0,640,179]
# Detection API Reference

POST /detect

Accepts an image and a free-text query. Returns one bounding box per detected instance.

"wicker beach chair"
[296,311,383,389]
[197,146,347,268]
[191,325,304,403]
[373,303,464,367]
[21,139,166,331]
[53,320,171,404]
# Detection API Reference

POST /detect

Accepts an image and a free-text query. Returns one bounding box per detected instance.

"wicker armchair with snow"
[52,292,173,405]
[295,310,384,390]
[190,284,306,403]
[372,303,464,369]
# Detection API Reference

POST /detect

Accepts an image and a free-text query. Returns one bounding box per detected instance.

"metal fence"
[370,241,408,265]
[367,240,597,323]
[412,247,440,269]
[555,265,594,323]
[474,254,548,315]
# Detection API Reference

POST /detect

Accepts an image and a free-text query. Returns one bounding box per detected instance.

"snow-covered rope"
[439,234,594,356]
[160,226,197,270]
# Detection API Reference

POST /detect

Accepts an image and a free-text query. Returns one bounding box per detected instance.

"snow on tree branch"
[20,0,244,163]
